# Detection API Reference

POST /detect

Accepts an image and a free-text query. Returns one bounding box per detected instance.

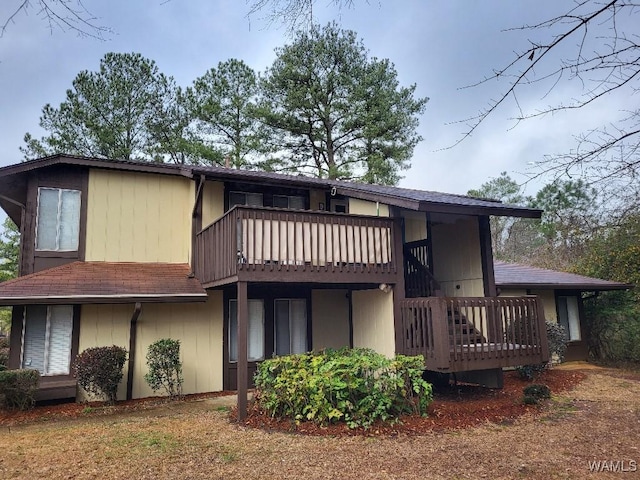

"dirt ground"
[1,366,639,479]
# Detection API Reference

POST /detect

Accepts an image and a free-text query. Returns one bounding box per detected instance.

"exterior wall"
[78,291,223,400]
[530,289,557,322]
[309,189,326,211]
[202,180,225,227]
[351,289,395,358]
[84,169,194,263]
[430,214,484,297]
[311,289,350,350]
[402,210,427,242]
[348,198,390,217]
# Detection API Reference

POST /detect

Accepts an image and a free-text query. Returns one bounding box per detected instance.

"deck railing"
[195,206,401,286]
[400,296,549,372]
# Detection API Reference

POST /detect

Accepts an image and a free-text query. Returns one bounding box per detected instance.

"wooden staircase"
[447,308,486,346]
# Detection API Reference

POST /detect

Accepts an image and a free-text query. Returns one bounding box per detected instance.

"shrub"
[74,346,127,404]
[522,383,551,405]
[254,348,432,429]
[0,338,9,370]
[0,369,40,410]
[144,339,183,399]
[516,321,569,380]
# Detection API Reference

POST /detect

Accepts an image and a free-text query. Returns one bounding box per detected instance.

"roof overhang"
[0,261,208,306]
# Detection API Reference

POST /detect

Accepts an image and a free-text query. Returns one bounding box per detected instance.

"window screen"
[22,305,73,375]
[229,192,263,208]
[36,188,81,251]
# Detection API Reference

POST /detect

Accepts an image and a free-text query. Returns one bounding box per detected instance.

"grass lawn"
[1,368,639,479]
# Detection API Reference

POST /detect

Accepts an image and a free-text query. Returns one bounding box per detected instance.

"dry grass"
[1,368,639,479]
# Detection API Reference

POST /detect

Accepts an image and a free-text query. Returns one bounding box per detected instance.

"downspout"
[126,302,142,401]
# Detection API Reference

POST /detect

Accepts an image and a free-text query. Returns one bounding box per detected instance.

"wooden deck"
[399,296,549,372]
[195,206,403,287]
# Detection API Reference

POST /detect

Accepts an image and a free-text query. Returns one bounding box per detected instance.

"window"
[273,195,305,210]
[21,305,74,375]
[229,191,263,208]
[36,187,81,251]
[229,299,264,362]
[557,296,581,341]
[274,299,307,355]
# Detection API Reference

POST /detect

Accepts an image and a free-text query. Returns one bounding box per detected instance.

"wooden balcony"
[195,206,402,287]
[400,296,549,372]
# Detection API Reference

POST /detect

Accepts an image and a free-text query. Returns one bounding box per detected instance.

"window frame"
[20,305,74,376]
[272,194,306,210]
[35,187,81,252]
[274,298,308,356]
[228,191,264,209]
[228,299,265,363]
[557,295,582,342]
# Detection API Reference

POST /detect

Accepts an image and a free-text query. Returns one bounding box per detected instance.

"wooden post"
[237,281,248,421]
[392,218,406,355]
[432,298,451,371]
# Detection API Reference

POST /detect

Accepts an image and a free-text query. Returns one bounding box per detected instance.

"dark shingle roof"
[0,155,542,218]
[494,261,632,291]
[0,262,207,305]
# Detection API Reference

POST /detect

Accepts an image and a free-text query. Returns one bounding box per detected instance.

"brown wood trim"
[392,218,406,355]
[126,303,142,400]
[8,306,24,369]
[419,201,542,219]
[478,216,497,297]
[237,281,248,421]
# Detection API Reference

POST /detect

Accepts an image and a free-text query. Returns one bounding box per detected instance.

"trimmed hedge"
[144,338,184,399]
[254,348,432,429]
[0,369,40,410]
[74,346,127,404]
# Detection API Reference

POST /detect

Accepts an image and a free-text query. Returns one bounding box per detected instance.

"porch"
[194,206,403,287]
[399,296,550,372]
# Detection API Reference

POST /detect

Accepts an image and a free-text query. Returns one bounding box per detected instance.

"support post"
[237,281,248,421]
[126,302,142,401]
[392,218,406,355]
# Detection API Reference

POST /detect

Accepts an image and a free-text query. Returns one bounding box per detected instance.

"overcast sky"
[0,0,625,196]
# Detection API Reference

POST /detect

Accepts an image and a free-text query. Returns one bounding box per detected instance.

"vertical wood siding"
[311,289,350,350]
[84,170,193,263]
[202,180,224,227]
[349,198,390,217]
[78,292,223,400]
[351,289,395,358]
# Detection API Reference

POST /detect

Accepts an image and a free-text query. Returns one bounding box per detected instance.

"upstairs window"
[229,191,263,208]
[273,195,305,210]
[36,188,81,251]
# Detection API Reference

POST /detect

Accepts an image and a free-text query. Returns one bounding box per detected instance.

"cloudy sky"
[0,0,625,196]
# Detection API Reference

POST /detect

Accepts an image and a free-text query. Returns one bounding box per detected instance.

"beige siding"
[85,169,193,263]
[431,214,484,297]
[349,198,389,217]
[531,289,557,322]
[311,289,350,350]
[202,180,224,227]
[78,292,223,400]
[351,289,395,358]
[402,210,427,242]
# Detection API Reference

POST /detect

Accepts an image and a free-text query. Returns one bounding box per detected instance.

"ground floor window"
[229,299,265,362]
[21,305,73,375]
[557,295,581,341]
[274,299,307,355]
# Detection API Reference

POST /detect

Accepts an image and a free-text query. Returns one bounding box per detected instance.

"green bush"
[144,339,183,399]
[0,369,40,410]
[516,321,569,379]
[0,336,9,370]
[254,348,432,429]
[74,346,127,404]
[522,383,551,405]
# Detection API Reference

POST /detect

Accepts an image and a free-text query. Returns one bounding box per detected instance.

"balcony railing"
[195,206,402,286]
[400,296,549,372]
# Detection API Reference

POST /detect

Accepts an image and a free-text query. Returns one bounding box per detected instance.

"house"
[0,155,548,418]
[495,261,632,361]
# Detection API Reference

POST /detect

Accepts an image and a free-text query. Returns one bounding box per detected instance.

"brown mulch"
[241,369,585,435]
[0,390,236,426]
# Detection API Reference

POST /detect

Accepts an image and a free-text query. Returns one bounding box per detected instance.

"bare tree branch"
[1,0,110,39]
[246,0,359,33]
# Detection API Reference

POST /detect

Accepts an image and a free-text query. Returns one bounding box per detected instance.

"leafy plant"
[74,346,127,404]
[0,336,9,370]
[0,369,40,410]
[516,320,569,380]
[254,348,432,429]
[522,383,551,405]
[144,339,183,400]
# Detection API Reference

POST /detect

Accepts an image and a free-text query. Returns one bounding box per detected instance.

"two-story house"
[0,155,549,418]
